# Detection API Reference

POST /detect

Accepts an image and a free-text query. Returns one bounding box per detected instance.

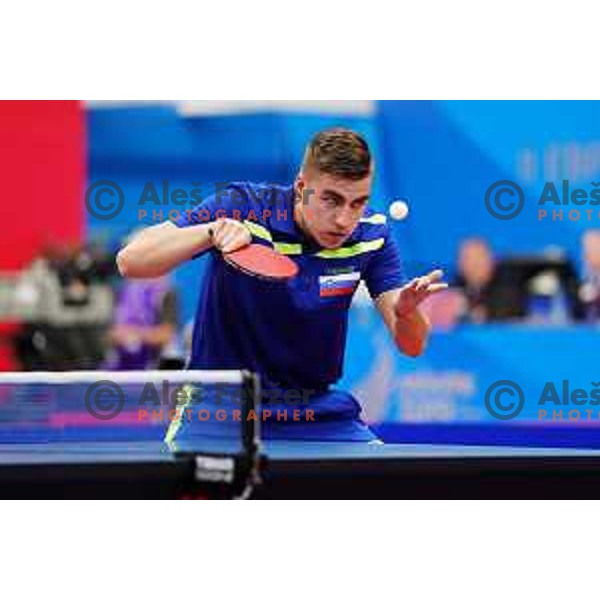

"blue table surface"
[2,440,600,465]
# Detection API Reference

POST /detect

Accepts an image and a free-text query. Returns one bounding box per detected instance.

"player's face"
[294,172,372,249]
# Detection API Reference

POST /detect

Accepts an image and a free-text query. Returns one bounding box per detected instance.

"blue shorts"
[165,387,379,445]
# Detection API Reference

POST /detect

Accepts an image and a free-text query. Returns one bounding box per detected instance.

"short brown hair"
[302,128,372,180]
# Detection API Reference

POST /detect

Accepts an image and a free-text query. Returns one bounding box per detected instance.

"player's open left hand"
[210,219,252,254]
[394,269,448,318]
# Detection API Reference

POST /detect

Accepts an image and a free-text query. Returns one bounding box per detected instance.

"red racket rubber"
[223,243,299,281]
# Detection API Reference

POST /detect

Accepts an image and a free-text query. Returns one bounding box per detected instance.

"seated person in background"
[14,241,113,370]
[454,237,520,323]
[105,275,180,370]
[13,245,58,370]
[579,230,600,321]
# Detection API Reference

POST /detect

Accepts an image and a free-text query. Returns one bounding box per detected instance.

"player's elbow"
[116,248,134,278]
[399,338,426,358]
[116,247,154,279]
[402,346,424,358]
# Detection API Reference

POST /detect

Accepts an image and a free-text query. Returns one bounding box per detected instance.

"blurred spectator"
[13,241,114,370]
[579,230,600,321]
[104,275,182,370]
[454,238,521,323]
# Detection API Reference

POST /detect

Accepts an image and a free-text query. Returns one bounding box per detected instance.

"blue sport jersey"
[170,182,405,443]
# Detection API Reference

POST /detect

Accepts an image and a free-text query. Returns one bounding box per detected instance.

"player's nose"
[334,207,355,231]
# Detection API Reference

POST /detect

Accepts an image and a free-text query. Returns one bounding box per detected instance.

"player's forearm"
[117,222,213,278]
[392,308,431,357]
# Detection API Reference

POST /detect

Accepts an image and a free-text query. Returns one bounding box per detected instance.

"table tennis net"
[0,370,257,451]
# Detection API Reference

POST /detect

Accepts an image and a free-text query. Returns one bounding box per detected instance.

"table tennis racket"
[223,243,299,281]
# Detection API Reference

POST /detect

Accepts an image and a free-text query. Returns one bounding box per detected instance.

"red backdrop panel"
[0,101,85,270]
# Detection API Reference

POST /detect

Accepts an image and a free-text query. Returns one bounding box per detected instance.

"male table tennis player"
[117,128,447,443]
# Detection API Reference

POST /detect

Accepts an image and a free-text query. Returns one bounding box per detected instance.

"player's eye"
[323,196,339,207]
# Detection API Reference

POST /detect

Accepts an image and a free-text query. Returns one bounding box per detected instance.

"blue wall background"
[377,100,600,277]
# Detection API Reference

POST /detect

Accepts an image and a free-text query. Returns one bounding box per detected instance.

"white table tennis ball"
[389,200,409,221]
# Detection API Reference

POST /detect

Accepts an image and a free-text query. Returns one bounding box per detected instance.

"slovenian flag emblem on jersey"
[319,272,361,297]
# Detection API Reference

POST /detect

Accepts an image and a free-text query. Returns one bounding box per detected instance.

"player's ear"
[294,175,305,204]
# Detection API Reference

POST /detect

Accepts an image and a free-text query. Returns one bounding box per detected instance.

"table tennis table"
[2,439,600,498]
[3,369,600,498]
